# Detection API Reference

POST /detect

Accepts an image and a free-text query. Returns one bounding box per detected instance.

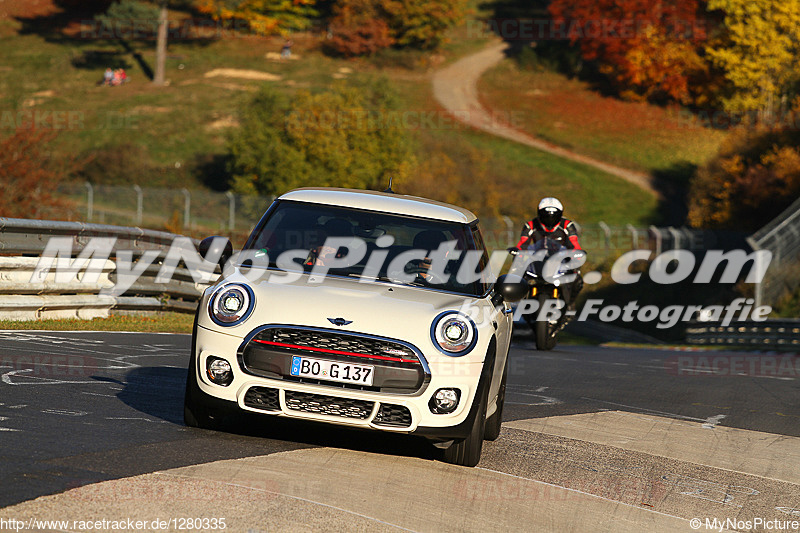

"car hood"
[207,271,484,340]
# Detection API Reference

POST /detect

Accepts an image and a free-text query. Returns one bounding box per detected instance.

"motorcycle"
[509,239,586,350]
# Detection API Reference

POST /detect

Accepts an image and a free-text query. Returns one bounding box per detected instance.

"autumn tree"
[548,0,710,104]
[228,80,414,197]
[705,0,800,122]
[688,121,800,230]
[0,131,69,219]
[194,0,318,34]
[325,0,395,57]
[325,0,467,56]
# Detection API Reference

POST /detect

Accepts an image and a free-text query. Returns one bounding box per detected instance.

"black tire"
[535,294,558,351]
[535,319,556,350]
[484,359,507,441]
[442,388,487,467]
[184,355,223,430]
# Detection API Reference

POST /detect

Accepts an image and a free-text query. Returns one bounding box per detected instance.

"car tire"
[184,357,223,430]
[483,360,507,441]
[442,388,487,467]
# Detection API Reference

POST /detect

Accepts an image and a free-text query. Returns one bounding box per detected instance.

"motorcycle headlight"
[431,312,477,356]
[208,283,254,326]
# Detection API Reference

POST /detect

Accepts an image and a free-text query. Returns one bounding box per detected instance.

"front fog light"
[206,357,233,386]
[430,388,460,414]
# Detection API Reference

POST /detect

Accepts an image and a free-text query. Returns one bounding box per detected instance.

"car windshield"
[244,200,490,296]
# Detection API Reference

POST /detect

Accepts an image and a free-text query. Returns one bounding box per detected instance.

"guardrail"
[0,218,210,320]
[685,320,800,350]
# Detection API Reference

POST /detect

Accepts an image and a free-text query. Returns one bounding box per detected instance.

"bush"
[228,79,415,197]
[402,135,499,218]
[0,130,70,219]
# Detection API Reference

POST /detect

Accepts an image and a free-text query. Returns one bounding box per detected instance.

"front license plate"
[290,356,374,386]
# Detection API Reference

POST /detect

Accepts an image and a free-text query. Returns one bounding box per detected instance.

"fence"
[747,196,800,308]
[0,218,210,320]
[55,182,722,260]
[56,183,274,246]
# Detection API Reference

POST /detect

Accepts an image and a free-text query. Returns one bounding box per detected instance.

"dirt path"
[432,42,658,196]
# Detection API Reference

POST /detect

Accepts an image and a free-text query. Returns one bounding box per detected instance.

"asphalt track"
[1,331,799,531]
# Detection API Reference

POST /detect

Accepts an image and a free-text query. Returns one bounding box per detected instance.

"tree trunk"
[153,0,168,85]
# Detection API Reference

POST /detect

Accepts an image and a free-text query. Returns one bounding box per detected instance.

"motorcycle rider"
[509,197,583,309]
[513,197,582,251]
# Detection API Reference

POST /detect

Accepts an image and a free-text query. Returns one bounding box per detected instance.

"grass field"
[479,61,728,176]
[0,312,194,333]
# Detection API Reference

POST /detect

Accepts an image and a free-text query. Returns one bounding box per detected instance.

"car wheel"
[442,388,487,467]
[184,357,223,430]
[484,360,507,441]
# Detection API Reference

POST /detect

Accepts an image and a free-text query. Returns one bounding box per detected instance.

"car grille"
[284,391,374,420]
[253,327,419,363]
[373,403,412,428]
[243,386,280,412]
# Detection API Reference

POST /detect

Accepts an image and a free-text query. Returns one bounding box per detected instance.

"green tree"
[706,0,800,121]
[96,0,170,85]
[383,0,467,50]
[228,80,415,197]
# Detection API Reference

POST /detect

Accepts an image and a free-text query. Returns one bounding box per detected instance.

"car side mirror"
[199,236,233,271]
[493,274,528,305]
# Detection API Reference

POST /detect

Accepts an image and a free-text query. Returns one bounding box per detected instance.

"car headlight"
[431,312,477,356]
[208,283,254,326]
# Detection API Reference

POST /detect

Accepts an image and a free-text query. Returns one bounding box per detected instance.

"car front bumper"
[192,324,487,438]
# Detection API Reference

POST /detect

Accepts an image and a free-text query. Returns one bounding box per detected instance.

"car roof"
[278,188,478,224]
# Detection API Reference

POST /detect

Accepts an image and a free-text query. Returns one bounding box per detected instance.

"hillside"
[0,0,719,229]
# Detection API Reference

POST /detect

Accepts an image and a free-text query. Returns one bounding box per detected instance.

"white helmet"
[537,197,563,229]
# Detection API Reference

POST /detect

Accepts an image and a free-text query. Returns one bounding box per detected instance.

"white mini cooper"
[184,188,525,466]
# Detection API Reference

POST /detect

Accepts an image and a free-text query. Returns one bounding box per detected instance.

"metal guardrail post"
[501,216,514,248]
[133,185,143,226]
[85,182,94,222]
[649,225,662,255]
[626,224,638,249]
[598,221,611,250]
[226,191,235,231]
[181,188,191,230]
[667,227,681,250]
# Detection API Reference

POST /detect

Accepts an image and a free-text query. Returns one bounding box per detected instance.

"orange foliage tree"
[688,122,800,230]
[0,130,69,220]
[194,0,318,35]
[325,0,395,57]
[548,0,711,104]
[325,0,467,56]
